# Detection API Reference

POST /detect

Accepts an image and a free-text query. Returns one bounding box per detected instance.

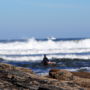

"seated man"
[42,54,56,65]
[42,54,49,65]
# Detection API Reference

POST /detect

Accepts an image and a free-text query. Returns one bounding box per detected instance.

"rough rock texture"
[49,69,73,81]
[0,63,88,90]
[49,69,90,90]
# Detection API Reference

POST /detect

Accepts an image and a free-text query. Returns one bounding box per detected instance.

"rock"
[0,57,4,61]
[38,84,65,90]
[49,69,90,90]
[0,63,87,90]
[73,76,90,88]
[72,72,90,79]
[0,63,33,73]
[49,69,73,81]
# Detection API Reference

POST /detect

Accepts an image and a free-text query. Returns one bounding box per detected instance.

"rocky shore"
[0,63,90,90]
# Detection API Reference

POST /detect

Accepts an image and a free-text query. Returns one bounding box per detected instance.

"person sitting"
[42,54,49,65]
[42,54,56,65]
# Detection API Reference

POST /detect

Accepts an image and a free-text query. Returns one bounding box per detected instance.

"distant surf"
[0,37,90,74]
[0,38,90,61]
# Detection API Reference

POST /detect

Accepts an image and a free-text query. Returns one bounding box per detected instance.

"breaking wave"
[0,38,90,61]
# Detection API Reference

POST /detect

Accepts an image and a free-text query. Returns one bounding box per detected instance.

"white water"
[0,38,90,61]
[1,54,90,62]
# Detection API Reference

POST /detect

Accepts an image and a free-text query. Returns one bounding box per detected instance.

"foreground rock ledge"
[0,63,89,90]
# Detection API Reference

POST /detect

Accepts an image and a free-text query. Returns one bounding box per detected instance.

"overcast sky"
[0,0,90,39]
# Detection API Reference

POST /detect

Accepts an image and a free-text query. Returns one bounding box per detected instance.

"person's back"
[42,55,49,65]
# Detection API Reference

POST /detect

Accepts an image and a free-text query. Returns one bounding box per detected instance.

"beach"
[1,0,90,89]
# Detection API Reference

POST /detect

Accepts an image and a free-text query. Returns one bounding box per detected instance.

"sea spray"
[0,38,90,61]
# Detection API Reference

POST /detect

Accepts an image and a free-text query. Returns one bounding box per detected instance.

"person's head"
[44,54,46,57]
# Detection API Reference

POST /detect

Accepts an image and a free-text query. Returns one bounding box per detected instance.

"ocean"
[0,37,90,75]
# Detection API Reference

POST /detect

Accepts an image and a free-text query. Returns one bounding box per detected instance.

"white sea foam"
[64,67,90,72]
[0,38,90,61]
[0,54,90,62]
[79,67,90,71]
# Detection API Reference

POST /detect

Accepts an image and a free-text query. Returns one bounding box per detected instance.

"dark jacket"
[42,55,49,65]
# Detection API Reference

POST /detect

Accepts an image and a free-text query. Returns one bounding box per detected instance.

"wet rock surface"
[0,63,89,90]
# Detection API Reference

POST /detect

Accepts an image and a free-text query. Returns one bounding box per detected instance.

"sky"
[0,0,90,39]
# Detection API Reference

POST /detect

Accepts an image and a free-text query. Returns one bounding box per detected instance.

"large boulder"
[49,69,73,81]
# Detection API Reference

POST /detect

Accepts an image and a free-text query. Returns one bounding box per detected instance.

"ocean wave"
[0,38,90,61]
[0,38,90,53]
[0,54,90,62]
